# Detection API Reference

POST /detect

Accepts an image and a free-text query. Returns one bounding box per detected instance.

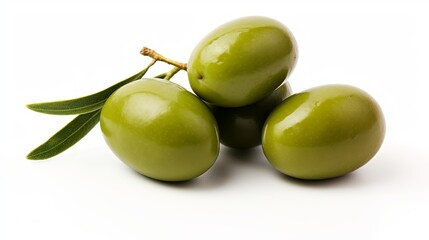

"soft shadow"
[124,143,397,190]
[140,145,268,191]
[222,146,265,164]
[270,144,400,189]
[277,153,400,189]
[150,155,232,190]
[275,171,362,188]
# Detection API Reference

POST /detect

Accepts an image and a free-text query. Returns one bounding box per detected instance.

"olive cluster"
[27,16,385,182]
[100,16,385,182]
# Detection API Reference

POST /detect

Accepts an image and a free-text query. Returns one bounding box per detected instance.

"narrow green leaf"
[27,109,101,160]
[153,72,168,79]
[27,61,155,115]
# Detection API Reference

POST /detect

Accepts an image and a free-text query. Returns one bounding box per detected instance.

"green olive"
[100,78,220,182]
[187,16,297,107]
[210,83,292,149]
[262,84,385,180]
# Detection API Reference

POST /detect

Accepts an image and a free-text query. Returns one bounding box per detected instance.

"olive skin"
[210,83,292,149]
[100,78,220,182]
[188,16,297,107]
[262,84,385,180]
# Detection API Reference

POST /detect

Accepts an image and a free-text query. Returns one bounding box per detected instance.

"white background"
[2,1,429,239]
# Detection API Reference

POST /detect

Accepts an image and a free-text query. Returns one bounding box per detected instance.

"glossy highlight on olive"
[262,84,385,180]
[100,78,220,181]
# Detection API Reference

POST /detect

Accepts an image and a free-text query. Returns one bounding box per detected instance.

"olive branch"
[27,48,187,160]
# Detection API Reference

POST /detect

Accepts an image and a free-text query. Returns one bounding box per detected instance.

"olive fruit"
[262,84,385,180]
[210,82,292,149]
[187,16,298,107]
[100,78,220,182]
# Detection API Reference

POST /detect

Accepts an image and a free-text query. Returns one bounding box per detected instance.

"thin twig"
[140,47,187,71]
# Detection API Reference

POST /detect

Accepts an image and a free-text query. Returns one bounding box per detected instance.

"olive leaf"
[27,109,101,160]
[27,61,155,115]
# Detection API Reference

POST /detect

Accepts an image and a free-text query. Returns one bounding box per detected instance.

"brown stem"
[140,47,187,71]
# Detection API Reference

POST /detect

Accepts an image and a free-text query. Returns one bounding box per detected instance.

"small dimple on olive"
[198,73,204,81]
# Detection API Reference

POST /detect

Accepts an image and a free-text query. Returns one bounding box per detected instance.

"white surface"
[2,1,429,240]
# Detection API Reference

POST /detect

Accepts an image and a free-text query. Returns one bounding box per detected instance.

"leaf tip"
[26,151,45,160]
[26,103,34,109]
[26,103,41,113]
